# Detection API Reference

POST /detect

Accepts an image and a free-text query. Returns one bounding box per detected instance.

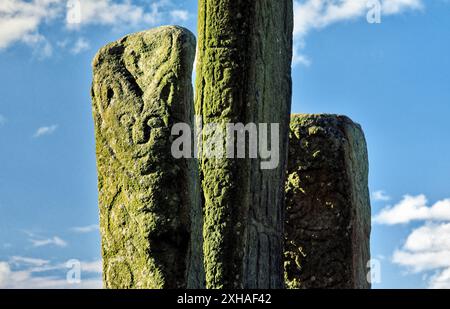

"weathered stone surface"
[285,114,371,289]
[91,26,204,288]
[195,0,293,288]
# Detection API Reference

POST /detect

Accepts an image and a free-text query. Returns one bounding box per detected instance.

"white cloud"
[0,258,102,289]
[0,262,12,287]
[429,268,450,289]
[380,194,450,288]
[81,260,102,273]
[294,0,423,38]
[372,190,391,202]
[0,0,158,45]
[0,0,191,55]
[374,195,450,225]
[22,32,53,59]
[392,223,450,288]
[33,124,58,138]
[393,223,450,272]
[0,114,6,126]
[70,224,99,233]
[293,0,423,66]
[293,48,312,66]
[170,9,189,22]
[0,0,61,50]
[30,236,67,248]
[383,0,423,14]
[10,256,50,267]
[70,37,90,54]
[67,0,168,29]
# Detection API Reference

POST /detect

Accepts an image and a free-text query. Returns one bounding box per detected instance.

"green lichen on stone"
[195,0,293,288]
[91,26,204,289]
[285,114,371,289]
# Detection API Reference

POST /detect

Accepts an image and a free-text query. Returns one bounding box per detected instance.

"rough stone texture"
[285,114,371,289]
[195,0,293,288]
[91,26,204,288]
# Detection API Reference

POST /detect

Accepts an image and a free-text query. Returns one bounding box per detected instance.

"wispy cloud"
[372,190,391,202]
[170,9,189,22]
[0,257,102,289]
[70,224,99,234]
[293,0,424,66]
[292,50,311,67]
[10,256,49,267]
[80,260,102,274]
[22,32,53,59]
[33,125,58,138]
[294,0,423,39]
[29,236,67,248]
[0,0,191,55]
[429,267,450,289]
[70,37,89,54]
[374,195,450,225]
[66,0,181,30]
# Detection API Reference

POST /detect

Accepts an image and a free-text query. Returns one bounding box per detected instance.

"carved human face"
[92,38,174,177]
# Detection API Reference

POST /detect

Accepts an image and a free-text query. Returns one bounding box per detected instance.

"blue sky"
[0,0,449,288]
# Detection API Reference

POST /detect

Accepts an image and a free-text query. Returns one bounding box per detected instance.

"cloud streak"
[10,256,50,267]
[29,236,67,248]
[70,224,99,234]
[0,257,102,289]
[66,0,162,29]
[170,9,190,22]
[70,37,90,54]
[292,0,424,66]
[0,0,192,54]
[372,190,391,202]
[33,125,58,138]
[374,195,450,225]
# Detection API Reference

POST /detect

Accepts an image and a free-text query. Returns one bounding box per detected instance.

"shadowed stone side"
[195,0,293,288]
[285,114,371,289]
[91,26,204,288]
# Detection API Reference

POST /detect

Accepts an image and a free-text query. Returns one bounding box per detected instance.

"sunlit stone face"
[91,26,200,289]
[92,32,176,177]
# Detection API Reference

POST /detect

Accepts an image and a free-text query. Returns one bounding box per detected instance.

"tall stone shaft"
[285,114,371,289]
[91,26,204,288]
[195,1,293,288]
